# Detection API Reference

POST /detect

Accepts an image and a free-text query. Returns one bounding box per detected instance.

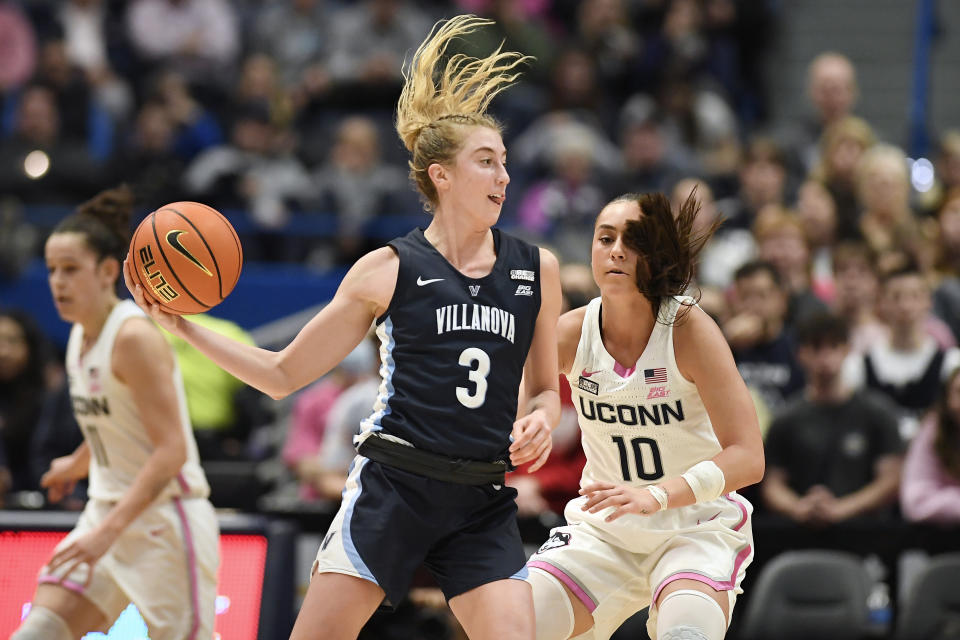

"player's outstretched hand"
[580,482,662,522]
[123,255,183,334]
[510,409,553,472]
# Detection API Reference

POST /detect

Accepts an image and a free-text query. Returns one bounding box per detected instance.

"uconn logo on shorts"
[537,531,572,553]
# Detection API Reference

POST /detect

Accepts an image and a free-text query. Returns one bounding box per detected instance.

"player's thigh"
[449,577,534,640]
[31,583,110,636]
[655,578,729,621]
[289,571,385,640]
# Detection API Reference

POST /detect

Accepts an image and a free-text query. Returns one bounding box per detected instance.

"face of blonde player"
[591,199,642,294]
[438,126,509,228]
[45,232,117,326]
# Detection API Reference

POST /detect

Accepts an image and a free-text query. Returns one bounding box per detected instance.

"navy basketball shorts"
[312,456,529,607]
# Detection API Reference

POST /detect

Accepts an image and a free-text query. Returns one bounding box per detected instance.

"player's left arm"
[511,248,562,472]
[667,305,765,504]
[582,305,765,520]
[47,317,189,578]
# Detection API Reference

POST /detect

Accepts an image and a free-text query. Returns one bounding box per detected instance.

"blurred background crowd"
[1,0,960,639]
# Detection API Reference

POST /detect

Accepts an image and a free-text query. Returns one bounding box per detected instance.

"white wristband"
[681,460,726,503]
[646,484,669,511]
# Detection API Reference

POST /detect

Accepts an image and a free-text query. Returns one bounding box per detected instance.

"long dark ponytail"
[616,190,721,324]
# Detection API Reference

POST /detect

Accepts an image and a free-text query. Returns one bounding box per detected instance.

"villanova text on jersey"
[435,303,516,343]
[364,228,541,461]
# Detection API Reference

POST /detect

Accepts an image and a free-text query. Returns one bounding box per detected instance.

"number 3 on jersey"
[456,347,490,408]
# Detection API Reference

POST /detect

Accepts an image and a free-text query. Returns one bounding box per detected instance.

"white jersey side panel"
[564,296,724,545]
[66,300,209,501]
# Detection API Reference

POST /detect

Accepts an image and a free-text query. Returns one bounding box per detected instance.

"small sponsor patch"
[578,376,599,395]
[646,385,669,399]
[515,284,534,296]
[537,531,571,553]
[510,269,535,281]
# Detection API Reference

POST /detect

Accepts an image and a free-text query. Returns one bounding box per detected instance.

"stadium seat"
[739,550,871,640]
[896,553,960,640]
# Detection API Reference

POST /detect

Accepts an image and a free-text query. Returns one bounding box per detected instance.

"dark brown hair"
[934,367,960,480]
[51,185,134,264]
[615,190,721,324]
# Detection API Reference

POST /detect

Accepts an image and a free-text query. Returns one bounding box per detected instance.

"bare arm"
[662,305,765,507]
[124,248,397,399]
[511,249,563,471]
[40,442,91,503]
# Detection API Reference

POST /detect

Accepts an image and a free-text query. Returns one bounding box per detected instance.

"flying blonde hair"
[395,15,531,209]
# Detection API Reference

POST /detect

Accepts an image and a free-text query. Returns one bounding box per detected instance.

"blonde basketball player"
[526,192,765,640]
[14,186,219,640]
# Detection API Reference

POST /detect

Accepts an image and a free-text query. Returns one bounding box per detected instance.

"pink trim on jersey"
[528,561,597,613]
[612,361,636,378]
[173,497,201,640]
[38,575,85,594]
[651,494,752,603]
[176,472,191,495]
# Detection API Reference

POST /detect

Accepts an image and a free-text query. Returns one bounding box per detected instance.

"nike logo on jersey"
[581,369,603,378]
[417,276,444,286]
[166,230,213,276]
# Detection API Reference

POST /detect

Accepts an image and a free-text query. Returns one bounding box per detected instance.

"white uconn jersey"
[66,300,208,502]
[564,296,723,543]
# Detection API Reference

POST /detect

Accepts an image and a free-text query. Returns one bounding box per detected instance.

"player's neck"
[423,220,494,274]
[599,293,655,351]
[81,297,119,350]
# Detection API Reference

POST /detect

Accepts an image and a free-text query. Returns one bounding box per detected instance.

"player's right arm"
[123,247,398,399]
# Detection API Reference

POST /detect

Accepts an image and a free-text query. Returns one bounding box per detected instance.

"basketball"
[129,201,243,315]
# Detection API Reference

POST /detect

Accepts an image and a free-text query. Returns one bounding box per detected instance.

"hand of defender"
[509,410,553,472]
[123,255,182,333]
[580,482,661,522]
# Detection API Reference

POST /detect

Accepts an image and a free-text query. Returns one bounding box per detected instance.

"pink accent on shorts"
[38,575,85,594]
[528,561,596,613]
[613,362,636,378]
[173,497,201,640]
[651,494,753,603]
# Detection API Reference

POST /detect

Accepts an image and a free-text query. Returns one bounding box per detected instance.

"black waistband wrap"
[357,434,509,485]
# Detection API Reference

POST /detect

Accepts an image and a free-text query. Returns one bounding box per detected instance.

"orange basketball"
[129,202,243,315]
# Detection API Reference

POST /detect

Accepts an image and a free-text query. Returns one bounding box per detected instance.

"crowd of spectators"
[2,1,960,638]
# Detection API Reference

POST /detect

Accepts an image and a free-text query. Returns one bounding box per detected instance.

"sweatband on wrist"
[646,484,669,511]
[681,460,726,503]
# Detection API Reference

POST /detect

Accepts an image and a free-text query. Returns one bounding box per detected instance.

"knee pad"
[11,606,73,640]
[529,569,575,640]
[656,589,727,640]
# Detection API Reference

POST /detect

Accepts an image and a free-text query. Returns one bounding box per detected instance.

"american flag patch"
[644,368,667,384]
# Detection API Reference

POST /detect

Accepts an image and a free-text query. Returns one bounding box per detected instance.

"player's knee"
[656,589,727,640]
[529,569,575,640]
[11,606,74,640]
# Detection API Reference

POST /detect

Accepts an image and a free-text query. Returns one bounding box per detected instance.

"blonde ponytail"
[395,15,531,209]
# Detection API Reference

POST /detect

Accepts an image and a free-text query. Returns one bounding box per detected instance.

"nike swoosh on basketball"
[417,276,444,286]
[166,230,212,276]
[581,369,603,378]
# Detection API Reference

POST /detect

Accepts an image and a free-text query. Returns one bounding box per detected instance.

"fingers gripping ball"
[129,202,243,314]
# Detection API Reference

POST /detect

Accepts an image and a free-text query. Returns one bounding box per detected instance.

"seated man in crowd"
[762,312,904,525]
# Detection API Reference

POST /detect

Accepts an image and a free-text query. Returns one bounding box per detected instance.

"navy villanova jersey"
[360,227,541,461]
